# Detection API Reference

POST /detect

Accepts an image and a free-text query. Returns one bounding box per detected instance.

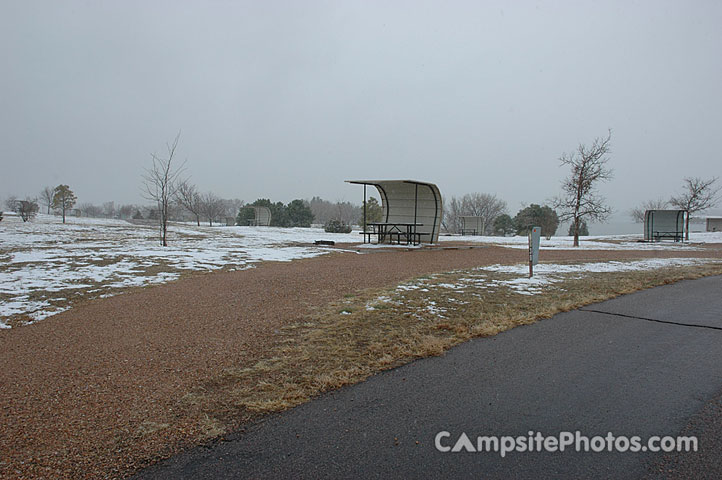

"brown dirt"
[1,244,721,479]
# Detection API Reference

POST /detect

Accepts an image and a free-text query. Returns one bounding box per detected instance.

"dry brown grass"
[177,260,722,436]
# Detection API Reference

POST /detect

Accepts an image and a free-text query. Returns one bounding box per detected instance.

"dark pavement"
[136,275,722,479]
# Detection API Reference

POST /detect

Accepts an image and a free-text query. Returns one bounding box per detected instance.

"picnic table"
[653,231,683,242]
[362,222,424,245]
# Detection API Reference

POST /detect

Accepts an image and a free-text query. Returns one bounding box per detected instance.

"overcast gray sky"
[2,0,721,227]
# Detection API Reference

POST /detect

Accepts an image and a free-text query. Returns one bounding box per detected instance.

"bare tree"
[442,196,463,233]
[308,197,334,225]
[461,193,507,235]
[554,130,614,247]
[629,198,669,223]
[175,180,202,226]
[442,193,506,234]
[308,197,361,226]
[102,201,116,218]
[200,192,225,226]
[39,186,54,214]
[142,132,185,246]
[223,198,244,220]
[335,201,358,226]
[670,177,720,240]
[8,197,39,222]
[5,196,18,212]
[52,185,77,223]
[78,203,103,218]
[118,204,135,219]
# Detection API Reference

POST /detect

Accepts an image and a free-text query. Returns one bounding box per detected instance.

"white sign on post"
[528,226,541,277]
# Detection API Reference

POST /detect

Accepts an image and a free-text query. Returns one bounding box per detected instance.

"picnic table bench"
[653,231,683,242]
[361,222,424,245]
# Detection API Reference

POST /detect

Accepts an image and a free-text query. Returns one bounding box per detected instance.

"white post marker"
[528,226,541,277]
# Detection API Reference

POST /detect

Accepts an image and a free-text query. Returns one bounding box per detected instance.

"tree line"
[6,131,717,248]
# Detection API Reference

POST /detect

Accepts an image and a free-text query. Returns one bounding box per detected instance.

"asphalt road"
[136,275,722,479]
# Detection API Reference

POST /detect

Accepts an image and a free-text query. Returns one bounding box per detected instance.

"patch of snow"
[425,301,447,317]
[439,233,714,251]
[396,284,421,291]
[375,257,717,307]
[435,283,466,290]
[471,258,713,295]
[0,215,363,326]
[482,258,709,275]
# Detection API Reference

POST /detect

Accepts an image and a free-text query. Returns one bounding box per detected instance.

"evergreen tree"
[324,219,352,233]
[236,206,256,226]
[286,199,314,227]
[51,184,77,224]
[493,214,515,236]
[270,201,289,227]
[360,197,383,229]
[513,204,559,239]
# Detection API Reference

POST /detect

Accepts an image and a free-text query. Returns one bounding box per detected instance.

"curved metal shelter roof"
[346,179,443,243]
[643,209,685,241]
[251,206,272,226]
[459,216,484,235]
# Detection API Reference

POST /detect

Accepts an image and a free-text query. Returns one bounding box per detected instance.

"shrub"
[324,219,352,233]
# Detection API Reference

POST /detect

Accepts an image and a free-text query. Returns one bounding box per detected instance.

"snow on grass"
[482,258,710,275]
[381,257,714,303]
[0,214,361,326]
[455,258,710,295]
[3,213,719,328]
[439,232,722,250]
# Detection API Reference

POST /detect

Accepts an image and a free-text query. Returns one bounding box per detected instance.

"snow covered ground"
[439,231,722,250]
[0,214,359,327]
[386,258,717,304]
[2,214,721,328]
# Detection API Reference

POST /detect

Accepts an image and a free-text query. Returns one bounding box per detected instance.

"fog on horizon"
[2,0,721,234]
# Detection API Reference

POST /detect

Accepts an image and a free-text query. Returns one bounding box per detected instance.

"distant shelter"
[643,210,685,242]
[250,206,272,226]
[706,217,722,232]
[459,216,484,236]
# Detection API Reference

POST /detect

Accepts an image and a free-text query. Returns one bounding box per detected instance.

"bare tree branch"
[142,131,185,246]
[554,130,614,246]
[8,197,39,222]
[629,198,669,223]
[39,186,54,214]
[443,193,507,234]
[175,180,203,226]
[199,192,225,227]
[669,176,720,240]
